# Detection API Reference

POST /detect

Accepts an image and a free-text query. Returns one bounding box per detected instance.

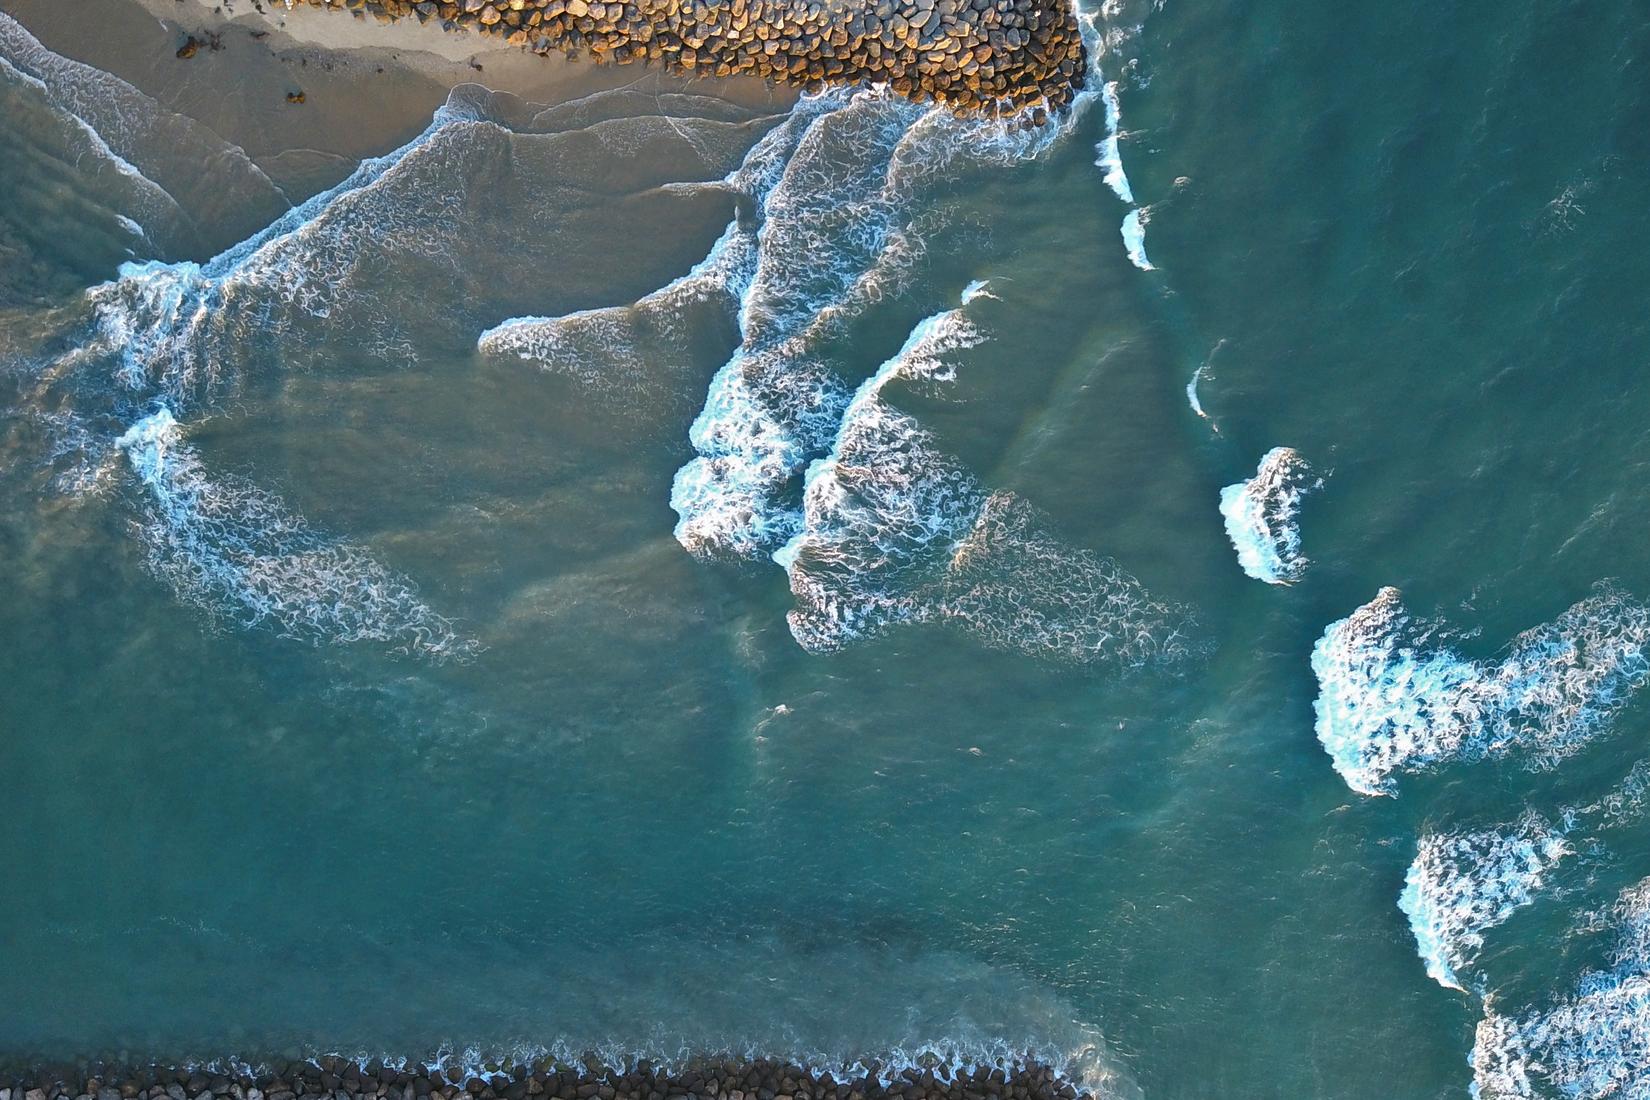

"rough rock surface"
[0,1057,1094,1100]
[275,0,1086,118]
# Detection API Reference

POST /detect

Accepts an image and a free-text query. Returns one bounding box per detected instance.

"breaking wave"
[114,409,475,660]
[1119,210,1152,271]
[1087,0,1154,273]
[13,84,840,653]
[1471,878,1650,1100]
[1217,447,1320,584]
[1310,585,1650,796]
[475,64,1193,663]
[774,296,1196,666]
[1401,760,1650,993]
[1095,81,1134,205]
[1400,813,1571,991]
[477,217,756,400]
[668,89,1059,562]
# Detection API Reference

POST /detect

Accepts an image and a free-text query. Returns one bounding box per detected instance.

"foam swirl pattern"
[113,410,475,659]
[1217,446,1320,584]
[1311,586,1650,796]
[1471,879,1650,1100]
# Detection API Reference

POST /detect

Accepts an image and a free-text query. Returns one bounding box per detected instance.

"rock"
[106,0,1078,132]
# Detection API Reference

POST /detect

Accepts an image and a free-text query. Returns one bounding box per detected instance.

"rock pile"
[0,1056,1093,1100]
[276,0,1086,119]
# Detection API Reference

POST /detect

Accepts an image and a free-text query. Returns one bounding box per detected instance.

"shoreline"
[185,0,1084,120]
[0,1057,1096,1100]
[2,0,795,201]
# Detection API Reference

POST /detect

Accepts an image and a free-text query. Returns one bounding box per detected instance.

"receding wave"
[114,409,475,660]
[477,217,756,401]
[0,12,287,255]
[12,84,833,651]
[1217,447,1320,584]
[84,100,494,413]
[1311,585,1650,796]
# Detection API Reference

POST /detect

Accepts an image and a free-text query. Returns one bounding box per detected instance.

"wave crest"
[1217,447,1320,584]
[115,409,476,660]
[1311,586,1650,795]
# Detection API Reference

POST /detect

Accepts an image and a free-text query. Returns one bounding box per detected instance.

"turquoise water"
[4,1,1650,1096]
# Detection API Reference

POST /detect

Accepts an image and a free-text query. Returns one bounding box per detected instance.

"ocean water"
[4,0,1650,1097]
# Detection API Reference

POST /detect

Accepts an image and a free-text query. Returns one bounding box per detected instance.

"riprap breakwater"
[279,0,1086,119]
[0,1057,1094,1100]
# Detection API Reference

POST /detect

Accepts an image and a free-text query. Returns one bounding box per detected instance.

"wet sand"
[1,0,793,198]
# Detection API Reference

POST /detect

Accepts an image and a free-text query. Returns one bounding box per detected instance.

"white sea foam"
[668,87,1095,562]
[83,101,491,410]
[189,1038,1125,1100]
[1095,82,1134,204]
[1311,586,1650,796]
[1471,879,1650,1099]
[173,930,1140,1098]
[1401,760,1650,994]
[939,490,1198,667]
[775,298,1194,666]
[113,408,474,660]
[1581,760,1650,827]
[1217,447,1320,584]
[1400,814,1571,991]
[772,304,988,642]
[1120,210,1152,271]
[1185,363,1210,421]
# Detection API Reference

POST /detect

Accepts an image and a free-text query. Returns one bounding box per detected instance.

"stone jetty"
[275,0,1086,119]
[0,1056,1094,1100]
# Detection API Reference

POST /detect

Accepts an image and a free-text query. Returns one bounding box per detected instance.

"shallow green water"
[3,1,1650,1097]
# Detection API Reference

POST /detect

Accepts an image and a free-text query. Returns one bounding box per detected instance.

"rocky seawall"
[0,1058,1094,1100]
[276,0,1086,119]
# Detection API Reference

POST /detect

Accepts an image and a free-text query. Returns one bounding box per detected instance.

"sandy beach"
[2,0,793,198]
